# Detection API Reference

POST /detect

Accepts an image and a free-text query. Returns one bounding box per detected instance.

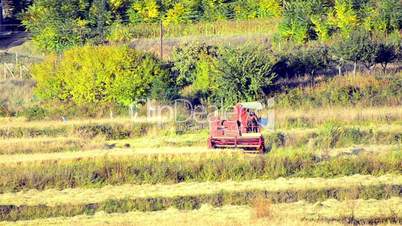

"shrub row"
[0,152,399,193]
[0,185,400,221]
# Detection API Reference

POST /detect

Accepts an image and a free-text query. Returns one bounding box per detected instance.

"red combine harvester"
[208,102,266,154]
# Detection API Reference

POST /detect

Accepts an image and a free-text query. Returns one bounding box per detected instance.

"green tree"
[375,42,397,73]
[258,0,282,18]
[163,2,191,25]
[22,0,86,52]
[171,43,219,88]
[213,45,277,105]
[128,0,160,24]
[333,29,378,74]
[33,45,163,107]
[364,0,402,33]
[89,0,112,43]
[278,0,329,43]
[234,0,259,19]
[200,0,227,21]
[329,0,358,37]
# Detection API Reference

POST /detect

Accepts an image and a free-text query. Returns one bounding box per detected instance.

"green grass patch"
[0,151,399,193]
[0,175,400,221]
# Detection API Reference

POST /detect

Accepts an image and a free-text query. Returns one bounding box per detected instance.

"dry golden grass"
[0,146,226,165]
[2,198,400,226]
[274,105,402,129]
[0,174,399,207]
[0,105,400,130]
[0,116,169,129]
[0,136,104,155]
[252,195,273,219]
[0,143,396,165]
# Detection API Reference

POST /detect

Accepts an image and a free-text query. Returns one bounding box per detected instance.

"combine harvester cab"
[208,102,266,154]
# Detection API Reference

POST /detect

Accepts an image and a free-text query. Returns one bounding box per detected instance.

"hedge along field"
[0,150,400,193]
[4,198,401,226]
[0,175,400,221]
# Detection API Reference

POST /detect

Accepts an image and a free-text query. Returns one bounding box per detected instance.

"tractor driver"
[247,111,259,132]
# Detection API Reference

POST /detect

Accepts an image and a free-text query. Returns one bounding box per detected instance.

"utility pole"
[160,20,163,59]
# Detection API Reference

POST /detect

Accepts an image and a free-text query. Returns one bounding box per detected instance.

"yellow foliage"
[108,0,126,12]
[133,0,160,22]
[259,0,282,18]
[329,0,358,37]
[163,3,189,26]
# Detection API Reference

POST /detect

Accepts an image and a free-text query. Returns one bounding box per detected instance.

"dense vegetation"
[19,0,402,52]
[31,42,401,114]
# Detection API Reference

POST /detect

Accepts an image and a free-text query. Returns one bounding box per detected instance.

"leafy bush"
[274,45,331,79]
[33,45,164,107]
[171,43,219,88]
[20,106,48,121]
[212,45,278,106]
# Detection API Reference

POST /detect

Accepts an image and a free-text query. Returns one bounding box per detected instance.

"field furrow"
[0,144,398,165]
[1,174,400,206]
[0,150,400,193]
[0,175,400,221]
[1,198,400,226]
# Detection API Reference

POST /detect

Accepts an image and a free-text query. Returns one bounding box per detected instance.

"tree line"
[33,32,401,110]
[18,0,402,52]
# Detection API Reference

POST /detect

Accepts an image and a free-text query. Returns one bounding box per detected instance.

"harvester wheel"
[258,144,265,154]
[208,138,214,149]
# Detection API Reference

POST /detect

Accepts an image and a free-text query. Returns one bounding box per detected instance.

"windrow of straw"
[0,175,400,221]
[2,198,401,226]
[0,121,170,139]
[0,151,400,193]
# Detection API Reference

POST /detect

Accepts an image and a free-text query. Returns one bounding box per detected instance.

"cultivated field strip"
[0,144,398,165]
[275,106,402,129]
[0,175,400,221]
[0,150,400,193]
[0,137,104,155]
[1,198,401,226]
[0,120,171,139]
[0,106,400,225]
[0,147,221,164]
[0,175,400,206]
[0,117,168,129]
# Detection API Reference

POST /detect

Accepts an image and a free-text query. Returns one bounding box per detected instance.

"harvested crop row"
[0,117,165,129]
[0,147,220,164]
[265,124,402,149]
[0,144,397,165]
[0,137,104,155]
[2,198,400,226]
[0,121,170,139]
[1,174,400,206]
[0,151,400,193]
[0,175,400,221]
[274,106,402,129]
